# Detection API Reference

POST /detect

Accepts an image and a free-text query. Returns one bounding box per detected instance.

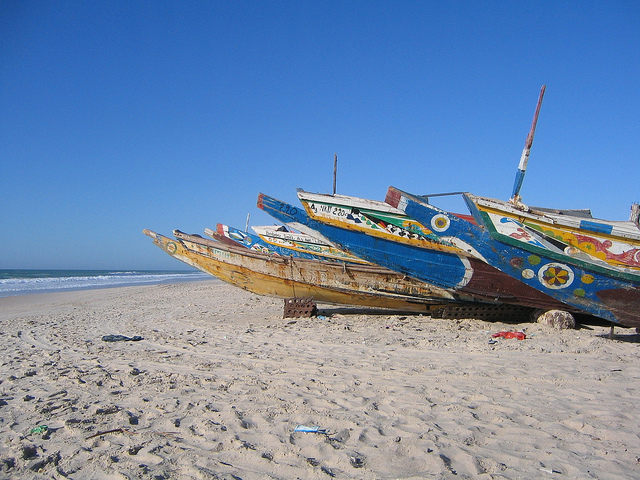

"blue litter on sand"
[294,425,327,434]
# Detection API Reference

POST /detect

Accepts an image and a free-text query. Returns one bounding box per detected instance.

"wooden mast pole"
[333,153,337,195]
[510,85,546,204]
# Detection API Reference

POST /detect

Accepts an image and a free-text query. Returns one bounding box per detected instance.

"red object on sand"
[491,331,526,340]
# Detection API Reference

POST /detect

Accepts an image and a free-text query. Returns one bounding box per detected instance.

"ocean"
[0,269,212,298]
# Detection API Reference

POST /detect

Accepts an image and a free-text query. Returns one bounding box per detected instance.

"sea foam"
[0,270,210,298]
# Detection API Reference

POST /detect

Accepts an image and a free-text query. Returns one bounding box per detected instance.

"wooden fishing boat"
[257,192,571,312]
[467,194,640,275]
[386,187,640,327]
[209,223,368,264]
[296,190,453,249]
[142,228,472,312]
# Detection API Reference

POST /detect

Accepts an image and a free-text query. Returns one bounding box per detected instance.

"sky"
[1,1,639,270]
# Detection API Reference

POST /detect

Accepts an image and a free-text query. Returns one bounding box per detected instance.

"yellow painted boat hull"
[143,229,468,313]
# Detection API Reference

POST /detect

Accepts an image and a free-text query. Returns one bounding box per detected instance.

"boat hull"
[468,194,640,276]
[210,223,367,264]
[143,229,466,312]
[257,192,570,312]
[386,187,640,327]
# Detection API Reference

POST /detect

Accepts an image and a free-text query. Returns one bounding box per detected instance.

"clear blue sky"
[2,1,639,270]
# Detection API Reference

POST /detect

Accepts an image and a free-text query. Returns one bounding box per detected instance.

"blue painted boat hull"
[258,193,571,311]
[386,186,640,327]
[210,223,362,263]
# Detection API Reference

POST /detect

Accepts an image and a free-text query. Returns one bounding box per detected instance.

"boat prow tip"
[385,187,402,208]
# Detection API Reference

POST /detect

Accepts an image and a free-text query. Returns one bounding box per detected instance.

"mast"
[333,153,337,195]
[510,85,546,204]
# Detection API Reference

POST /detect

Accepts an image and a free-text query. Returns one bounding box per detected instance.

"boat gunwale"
[297,189,405,214]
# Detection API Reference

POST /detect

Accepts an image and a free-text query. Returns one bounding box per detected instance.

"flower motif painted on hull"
[543,267,570,286]
[538,263,574,290]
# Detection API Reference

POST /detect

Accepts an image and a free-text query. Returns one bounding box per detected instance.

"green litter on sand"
[30,425,48,434]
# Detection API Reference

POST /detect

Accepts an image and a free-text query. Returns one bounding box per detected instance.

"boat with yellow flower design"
[386,186,640,327]
[465,194,640,274]
[492,83,640,276]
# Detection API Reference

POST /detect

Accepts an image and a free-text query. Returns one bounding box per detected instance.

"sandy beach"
[0,280,638,479]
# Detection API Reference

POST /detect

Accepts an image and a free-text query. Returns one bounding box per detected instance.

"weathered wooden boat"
[257,192,571,312]
[386,187,640,327]
[142,228,475,312]
[467,194,640,275]
[209,223,368,264]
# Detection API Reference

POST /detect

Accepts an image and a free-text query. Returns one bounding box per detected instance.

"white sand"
[0,280,638,479]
